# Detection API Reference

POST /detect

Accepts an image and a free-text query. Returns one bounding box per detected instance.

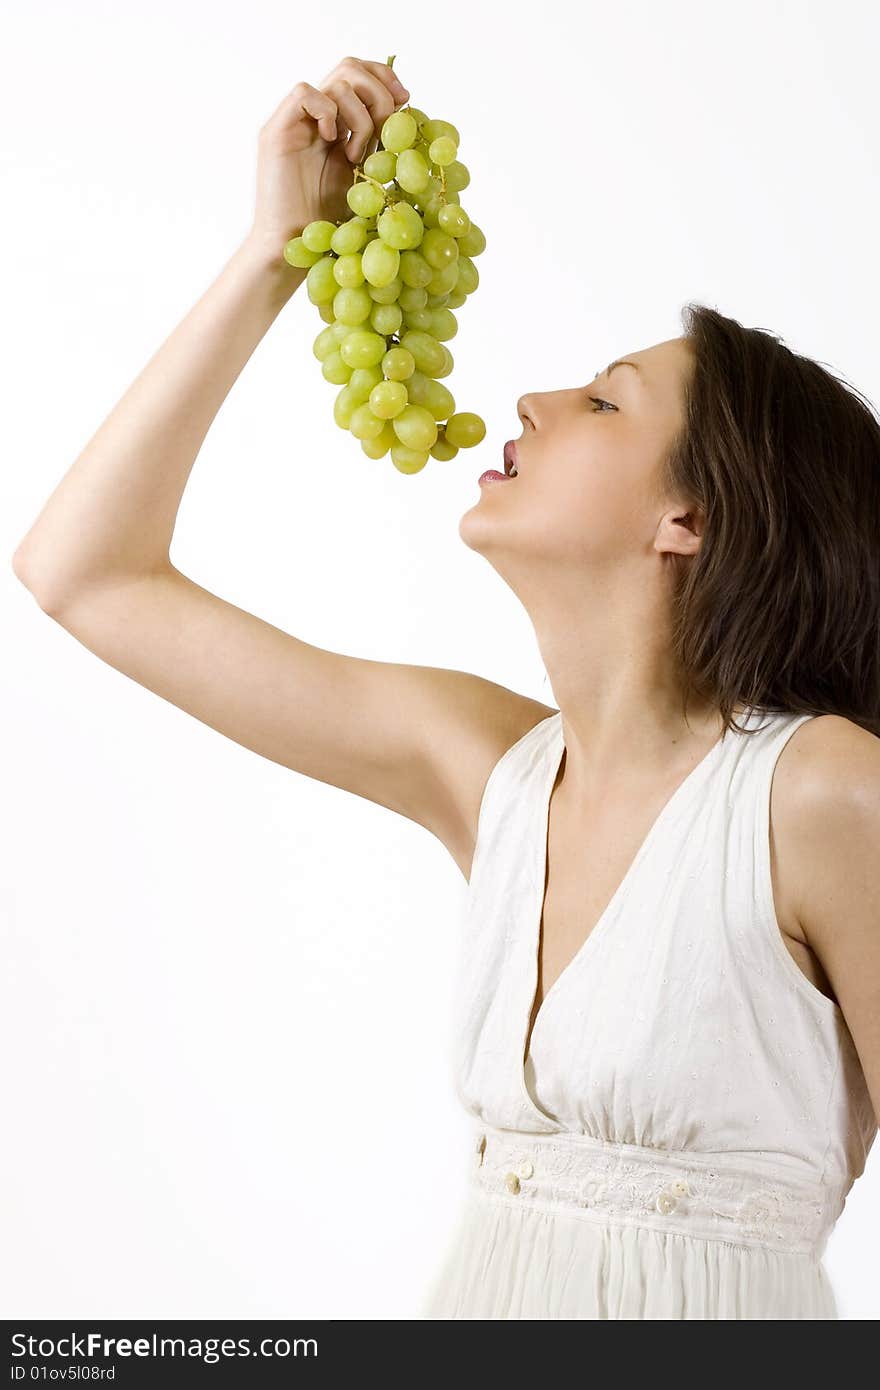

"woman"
[12,56,880,1320]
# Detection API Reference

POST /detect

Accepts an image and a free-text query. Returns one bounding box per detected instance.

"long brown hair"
[662,303,880,740]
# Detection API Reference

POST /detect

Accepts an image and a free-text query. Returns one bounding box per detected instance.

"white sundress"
[420,707,877,1319]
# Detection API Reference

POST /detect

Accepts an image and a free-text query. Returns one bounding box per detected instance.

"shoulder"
[771,714,880,943]
[775,713,880,815]
[774,713,880,1125]
[774,713,880,961]
[435,687,558,881]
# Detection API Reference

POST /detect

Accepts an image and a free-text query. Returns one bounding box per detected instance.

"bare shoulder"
[776,713,880,805]
[430,680,558,882]
[773,713,880,941]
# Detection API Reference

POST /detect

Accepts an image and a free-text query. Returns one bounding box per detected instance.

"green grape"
[395,148,431,193]
[429,308,458,341]
[428,136,458,167]
[435,344,454,378]
[284,236,323,268]
[298,87,483,474]
[400,330,446,376]
[370,302,402,335]
[419,196,443,229]
[313,324,341,361]
[438,204,471,238]
[420,228,459,270]
[399,284,428,311]
[377,201,424,249]
[339,330,388,368]
[445,412,486,448]
[301,220,337,253]
[333,285,373,326]
[348,364,384,404]
[330,219,369,255]
[306,257,339,304]
[350,403,387,440]
[369,380,409,419]
[363,149,397,182]
[382,346,416,381]
[322,350,353,385]
[457,222,486,256]
[392,404,438,451]
[402,369,430,405]
[381,110,418,152]
[347,182,386,218]
[421,174,444,199]
[426,262,460,296]
[455,256,479,294]
[391,443,430,474]
[368,276,403,303]
[333,252,365,288]
[399,251,434,288]
[362,239,400,287]
[444,161,470,192]
[333,384,360,429]
[421,380,455,420]
[430,430,459,460]
[362,420,398,458]
[403,307,433,332]
[420,118,460,145]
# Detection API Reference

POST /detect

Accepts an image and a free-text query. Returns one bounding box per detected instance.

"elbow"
[11,546,63,614]
[11,544,37,593]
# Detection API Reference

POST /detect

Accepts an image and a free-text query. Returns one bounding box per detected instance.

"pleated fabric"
[421,707,877,1319]
[423,1186,840,1319]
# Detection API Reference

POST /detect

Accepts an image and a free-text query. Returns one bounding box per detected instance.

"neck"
[528,586,737,803]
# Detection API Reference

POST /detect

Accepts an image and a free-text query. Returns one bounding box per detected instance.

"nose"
[517,395,537,431]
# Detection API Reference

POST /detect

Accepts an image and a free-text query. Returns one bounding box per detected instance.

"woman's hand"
[246,55,410,265]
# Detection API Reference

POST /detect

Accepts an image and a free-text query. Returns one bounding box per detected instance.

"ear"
[654,504,705,557]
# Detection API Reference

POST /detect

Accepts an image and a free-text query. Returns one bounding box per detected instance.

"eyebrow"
[599,360,642,380]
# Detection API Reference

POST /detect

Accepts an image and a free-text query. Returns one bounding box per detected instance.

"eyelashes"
[587,396,618,412]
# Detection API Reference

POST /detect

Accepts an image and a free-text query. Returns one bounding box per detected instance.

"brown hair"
[662,303,880,740]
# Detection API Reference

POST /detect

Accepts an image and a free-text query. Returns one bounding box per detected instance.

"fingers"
[261,81,339,143]
[323,56,410,162]
[326,76,395,164]
[321,55,409,109]
[260,58,410,160]
[350,57,410,107]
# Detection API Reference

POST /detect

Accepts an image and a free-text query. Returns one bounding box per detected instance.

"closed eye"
[587,396,617,412]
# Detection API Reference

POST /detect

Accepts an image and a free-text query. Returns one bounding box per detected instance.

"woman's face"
[459,336,697,585]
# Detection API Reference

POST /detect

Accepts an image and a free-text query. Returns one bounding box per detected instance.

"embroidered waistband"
[468,1124,845,1257]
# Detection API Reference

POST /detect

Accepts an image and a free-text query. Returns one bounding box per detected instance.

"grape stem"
[351,164,396,209]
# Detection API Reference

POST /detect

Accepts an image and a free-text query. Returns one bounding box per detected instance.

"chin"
[458,502,496,554]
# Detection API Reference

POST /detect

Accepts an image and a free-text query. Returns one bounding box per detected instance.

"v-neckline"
[520,710,737,1084]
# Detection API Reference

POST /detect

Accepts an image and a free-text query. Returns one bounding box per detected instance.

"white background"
[3,0,878,1320]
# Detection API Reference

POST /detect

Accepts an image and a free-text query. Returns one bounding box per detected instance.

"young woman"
[13,55,880,1321]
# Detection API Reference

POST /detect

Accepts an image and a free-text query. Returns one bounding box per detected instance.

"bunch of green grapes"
[283,80,487,475]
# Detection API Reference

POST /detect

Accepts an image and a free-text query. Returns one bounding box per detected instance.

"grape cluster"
[283,92,487,475]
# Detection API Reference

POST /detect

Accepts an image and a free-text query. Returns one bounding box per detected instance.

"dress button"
[505,1171,521,1195]
[671,1178,689,1196]
[656,1190,678,1215]
[517,1160,534,1180]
